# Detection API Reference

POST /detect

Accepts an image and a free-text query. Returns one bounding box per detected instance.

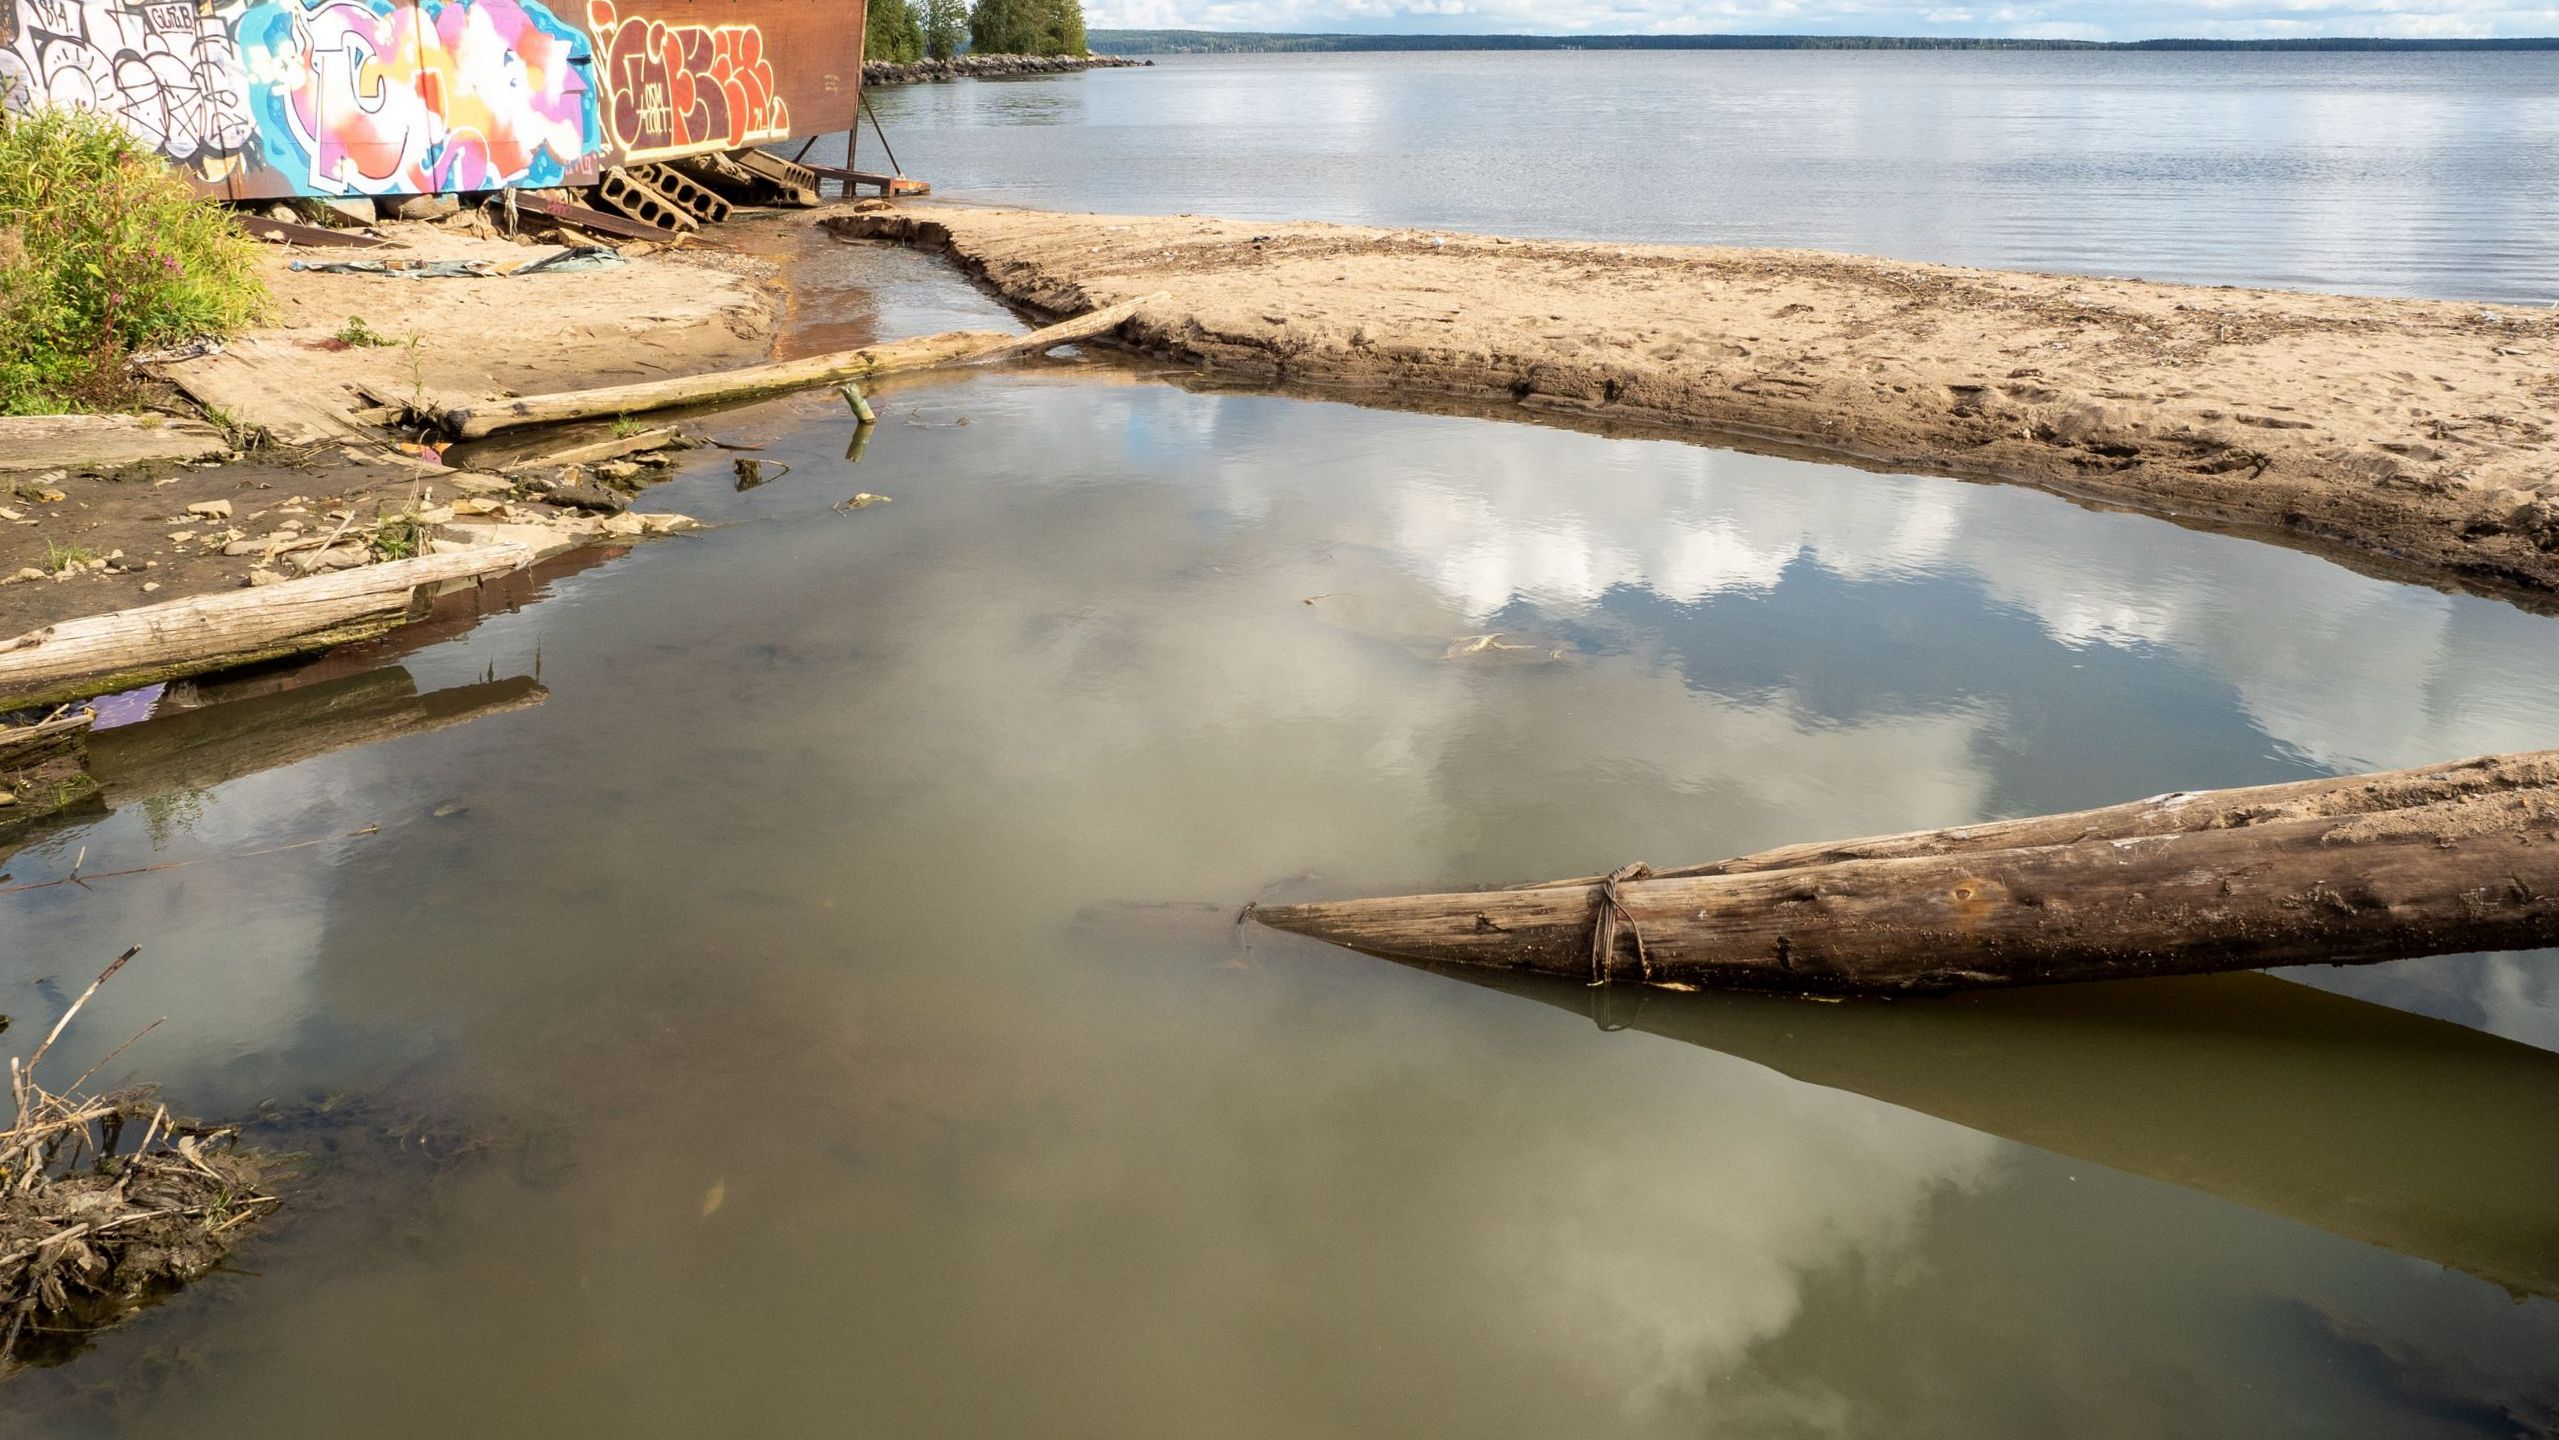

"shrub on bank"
[0,102,266,414]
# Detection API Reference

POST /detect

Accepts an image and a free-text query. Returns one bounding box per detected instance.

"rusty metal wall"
[0,0,863,199]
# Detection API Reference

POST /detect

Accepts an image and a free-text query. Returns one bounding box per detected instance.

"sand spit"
[838,205,2559,599]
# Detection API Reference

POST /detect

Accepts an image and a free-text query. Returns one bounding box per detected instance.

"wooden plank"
[158,336,376,447]
[0,545,533,709]
[804,165,931,196]
[239,215,391,249]
[0,414,228,473]
[1251,750,2559,995]
[440,294,1161,439]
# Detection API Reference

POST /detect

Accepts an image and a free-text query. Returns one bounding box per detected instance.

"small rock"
[0,791,15,807]
[186,499,234,519]
[4,567,41,584]
[596,512,647,537]
[142,582,160,592]
[543,481,629,514]
[375,193,460,222]
[247,568,285,586]
[634,512,699,535]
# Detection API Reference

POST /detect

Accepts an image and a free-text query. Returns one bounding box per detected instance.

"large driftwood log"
[0,545,532,710]
[439,295,1161,440]
[1251,751,2559,994]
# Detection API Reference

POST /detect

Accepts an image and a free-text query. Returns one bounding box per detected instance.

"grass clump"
[39,541,97,574]
[0,102,267,415]
[334,315,395,348]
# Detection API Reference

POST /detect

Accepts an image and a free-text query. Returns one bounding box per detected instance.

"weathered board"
[0,0,864,199]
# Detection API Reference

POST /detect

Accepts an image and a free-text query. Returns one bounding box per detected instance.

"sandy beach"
[839,204,2559,599]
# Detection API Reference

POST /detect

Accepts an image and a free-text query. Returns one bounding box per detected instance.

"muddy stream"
[4,232,2557,1436]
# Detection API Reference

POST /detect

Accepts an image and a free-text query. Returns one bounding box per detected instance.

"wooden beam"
[0,545,532,710]
[1252,751,2559,995]
[238,215,390,249]
[439,295,1160,439]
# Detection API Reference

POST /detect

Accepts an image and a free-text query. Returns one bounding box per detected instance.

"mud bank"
[838,206,2559,600]
[860,54,1149,86]
[0,218,773,641]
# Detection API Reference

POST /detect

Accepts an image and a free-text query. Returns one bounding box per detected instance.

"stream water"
[5,231,2558,1432]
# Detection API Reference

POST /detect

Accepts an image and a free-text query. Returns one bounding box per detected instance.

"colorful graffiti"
[230,0,599,194]
[0,0,259,176]
[1,0,847,196]
[584,0,785,162]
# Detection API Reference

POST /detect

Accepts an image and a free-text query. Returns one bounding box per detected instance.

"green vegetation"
[972,0,1085,57]
[866,0,925,61]
[924,0,968,60]
[371,512,427,561]
[0,101,266,414]
[335,315,396,347]
[41,540,98,573]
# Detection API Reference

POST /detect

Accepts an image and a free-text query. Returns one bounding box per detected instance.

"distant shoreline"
[1090,30,2559,54]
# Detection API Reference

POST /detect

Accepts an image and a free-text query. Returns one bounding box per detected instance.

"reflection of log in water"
[84,669,547,808]
[1406,958,2559,1301]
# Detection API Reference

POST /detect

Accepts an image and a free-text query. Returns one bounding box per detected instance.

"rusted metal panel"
[0,0,862,199]
[510,191,687,242]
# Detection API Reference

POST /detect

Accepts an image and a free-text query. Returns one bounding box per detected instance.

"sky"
[1083,0,2559,42]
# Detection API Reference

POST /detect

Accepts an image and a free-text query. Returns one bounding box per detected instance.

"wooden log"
[1251,751,2559,995]
[439,295,1162,440]
[1521,750,2559,887]
[0,545,532,711]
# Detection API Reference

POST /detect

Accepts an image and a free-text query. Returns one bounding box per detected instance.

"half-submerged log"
[0,545,533,711]
[1250,750,2559,995]
[438,295,1162,440]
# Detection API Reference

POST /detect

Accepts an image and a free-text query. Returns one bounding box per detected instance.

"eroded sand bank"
[838,205,2559,599]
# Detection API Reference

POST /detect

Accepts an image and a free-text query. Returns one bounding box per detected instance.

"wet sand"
[837,204,2559,600]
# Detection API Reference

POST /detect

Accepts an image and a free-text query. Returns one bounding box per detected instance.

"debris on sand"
[0,948,277,1375]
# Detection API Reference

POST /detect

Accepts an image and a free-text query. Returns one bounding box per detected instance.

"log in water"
[1251,750,2559,994]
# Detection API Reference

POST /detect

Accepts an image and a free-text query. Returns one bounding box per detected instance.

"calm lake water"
[8,96,2559,1433]
[848,51,2559,303]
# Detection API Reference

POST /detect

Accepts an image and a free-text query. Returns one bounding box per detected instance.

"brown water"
[5,247,2559,1435]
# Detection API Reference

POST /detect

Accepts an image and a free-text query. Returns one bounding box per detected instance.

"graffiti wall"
[0,0,859,198]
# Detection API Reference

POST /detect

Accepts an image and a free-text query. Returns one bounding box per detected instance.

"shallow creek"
[4,247,2557,1437]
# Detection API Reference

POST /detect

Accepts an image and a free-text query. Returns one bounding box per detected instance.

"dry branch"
[1,948,277,1373]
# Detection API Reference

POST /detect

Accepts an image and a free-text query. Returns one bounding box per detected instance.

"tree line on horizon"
[866,0,1088,62]
[1081,28,2559,53]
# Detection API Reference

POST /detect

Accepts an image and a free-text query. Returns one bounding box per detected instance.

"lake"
[6,64,2559,1439]
[850,50,2559,303]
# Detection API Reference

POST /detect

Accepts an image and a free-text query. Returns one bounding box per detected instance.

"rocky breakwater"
[861,54,1150,86]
